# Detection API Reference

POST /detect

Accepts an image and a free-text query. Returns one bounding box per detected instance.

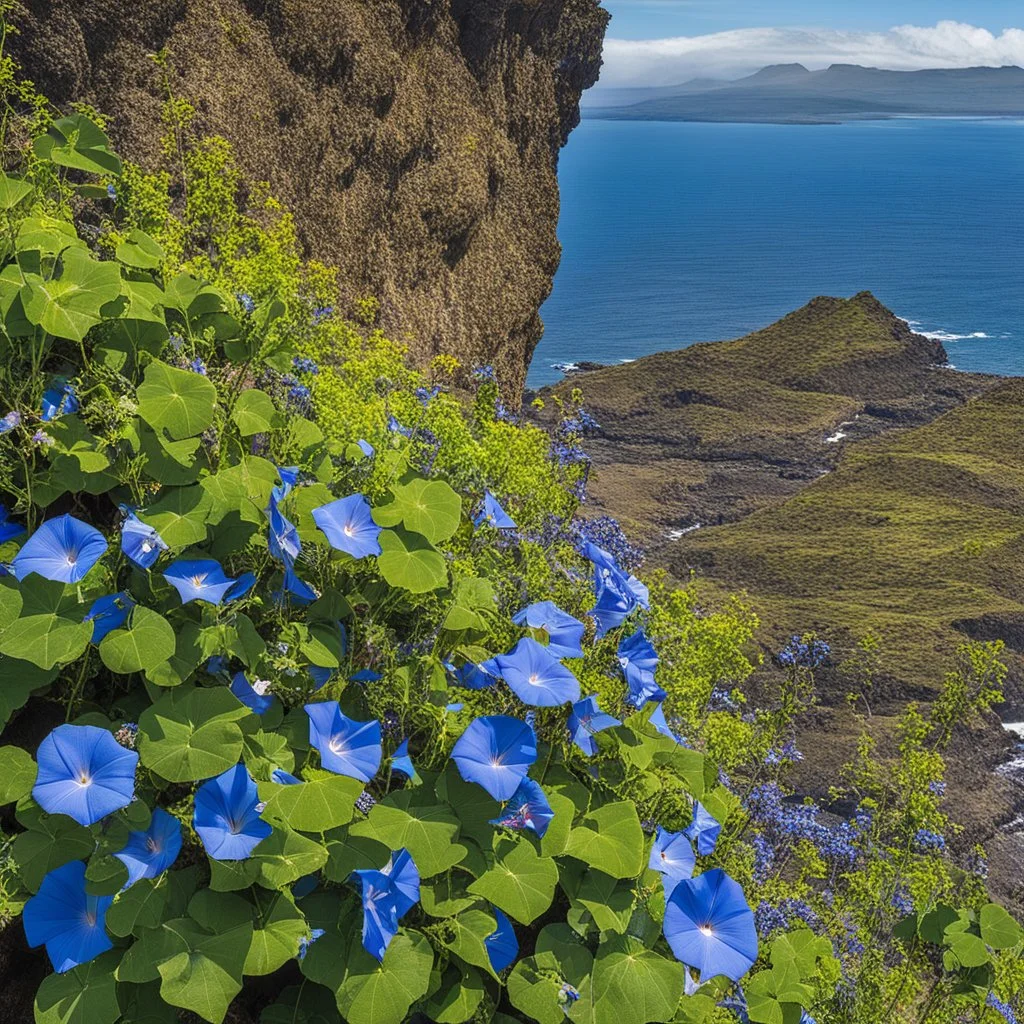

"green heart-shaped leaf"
[137,360,218,441]
[99,607,176,675]
[377,527,448,594]
[138,687,250,782]
[21,248,123,342]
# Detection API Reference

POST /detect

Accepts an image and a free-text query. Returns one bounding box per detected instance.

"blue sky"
[603,1,1023,39]
[596,3,1024,86]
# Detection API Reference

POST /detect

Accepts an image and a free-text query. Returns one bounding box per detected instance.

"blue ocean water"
[529,118,1024,387]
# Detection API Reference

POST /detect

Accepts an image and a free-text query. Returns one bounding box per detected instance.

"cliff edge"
[11,0,608,394]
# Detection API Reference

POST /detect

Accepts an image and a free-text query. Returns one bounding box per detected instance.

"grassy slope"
[678,379,1024,701]
[551,291,992,545]
[546,293,1024,697]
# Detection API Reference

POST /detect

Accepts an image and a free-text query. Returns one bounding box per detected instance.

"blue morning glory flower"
[567,695,621,756]
[33,724,138,826]
[23,861,113,973]
[589,579,636,638]
[351,848,420,962]
[84,592,134,643]
[0,503,25,544]
[663,869,758,982]
[618,629,659,694]
[276,568,317,605]
[272,769,301,785]
[649,703,674,738]
[271,465,300,506]
[449,660,498,690]
[586,543,649,636]
[684,968,701,997]
[380,847,420,919]
[559,984,581,1010]
[512,601,585,660]
[618,630,667,712]
[649,826,696,894]
[193,764,271,860]
[305,702,382,782]
[297,927,325,960]
[356,439,374,458]
[387,415,412,437]
[206,655,229,676]
[350,868,398,961]
[684,801,722,857]
[114,808,182,888]
[473,492,515,530]
[266,500,301,567]
[350,669,382,684]
[0,410,21,434]
[308,665,333,690]
[485,907,518,973]
[225,571,256,602]
[312,494,382,558]
[390,739,420,784]
[119,508,168,569]
[231,673,274,715]
[12,514,107,584]
[40,381,78,422]
[450,716,537,801]
[584,543,649,610]
[163,559,241,605]
[489,777,554,838]
[488,637,580,707]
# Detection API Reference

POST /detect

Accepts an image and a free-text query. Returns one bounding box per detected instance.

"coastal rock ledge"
[11,0,609,394]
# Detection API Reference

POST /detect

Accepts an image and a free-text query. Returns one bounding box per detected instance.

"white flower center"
[344,524,355,537]
[528,673,540,685]
[141,539,154,553]
[328,736,347,755]
[77,773,91,787]
[191,574,207,587]
[146,837,161,853]
[699,925,713,937]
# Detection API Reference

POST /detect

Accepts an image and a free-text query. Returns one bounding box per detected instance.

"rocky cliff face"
[11,0,608,395]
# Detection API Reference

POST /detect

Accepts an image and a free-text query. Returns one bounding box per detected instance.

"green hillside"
[679,379,1024,701]
[551,293,1019,699]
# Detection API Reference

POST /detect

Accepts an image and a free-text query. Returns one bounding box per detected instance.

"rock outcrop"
[10,0,608,395]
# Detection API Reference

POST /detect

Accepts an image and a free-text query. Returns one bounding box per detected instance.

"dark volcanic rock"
[10,0,608,397]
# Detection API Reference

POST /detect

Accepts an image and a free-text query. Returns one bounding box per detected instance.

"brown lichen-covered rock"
[10,0,608,396]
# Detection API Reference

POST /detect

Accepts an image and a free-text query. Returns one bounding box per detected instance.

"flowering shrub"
[0,29,1020,1024]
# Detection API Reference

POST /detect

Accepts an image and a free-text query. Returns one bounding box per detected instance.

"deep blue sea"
[529,118,1024,387]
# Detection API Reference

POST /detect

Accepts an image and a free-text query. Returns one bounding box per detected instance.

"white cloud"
[599,21,1024,86]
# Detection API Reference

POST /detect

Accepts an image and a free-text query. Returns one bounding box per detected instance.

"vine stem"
[65,649,91,720]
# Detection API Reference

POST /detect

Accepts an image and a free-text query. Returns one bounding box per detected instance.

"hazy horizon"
[594,4,1024,89]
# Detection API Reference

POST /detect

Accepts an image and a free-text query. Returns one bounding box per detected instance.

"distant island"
[585,63,1024,123]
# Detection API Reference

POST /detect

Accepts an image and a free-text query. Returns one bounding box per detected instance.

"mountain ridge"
[586,63,1024,122]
